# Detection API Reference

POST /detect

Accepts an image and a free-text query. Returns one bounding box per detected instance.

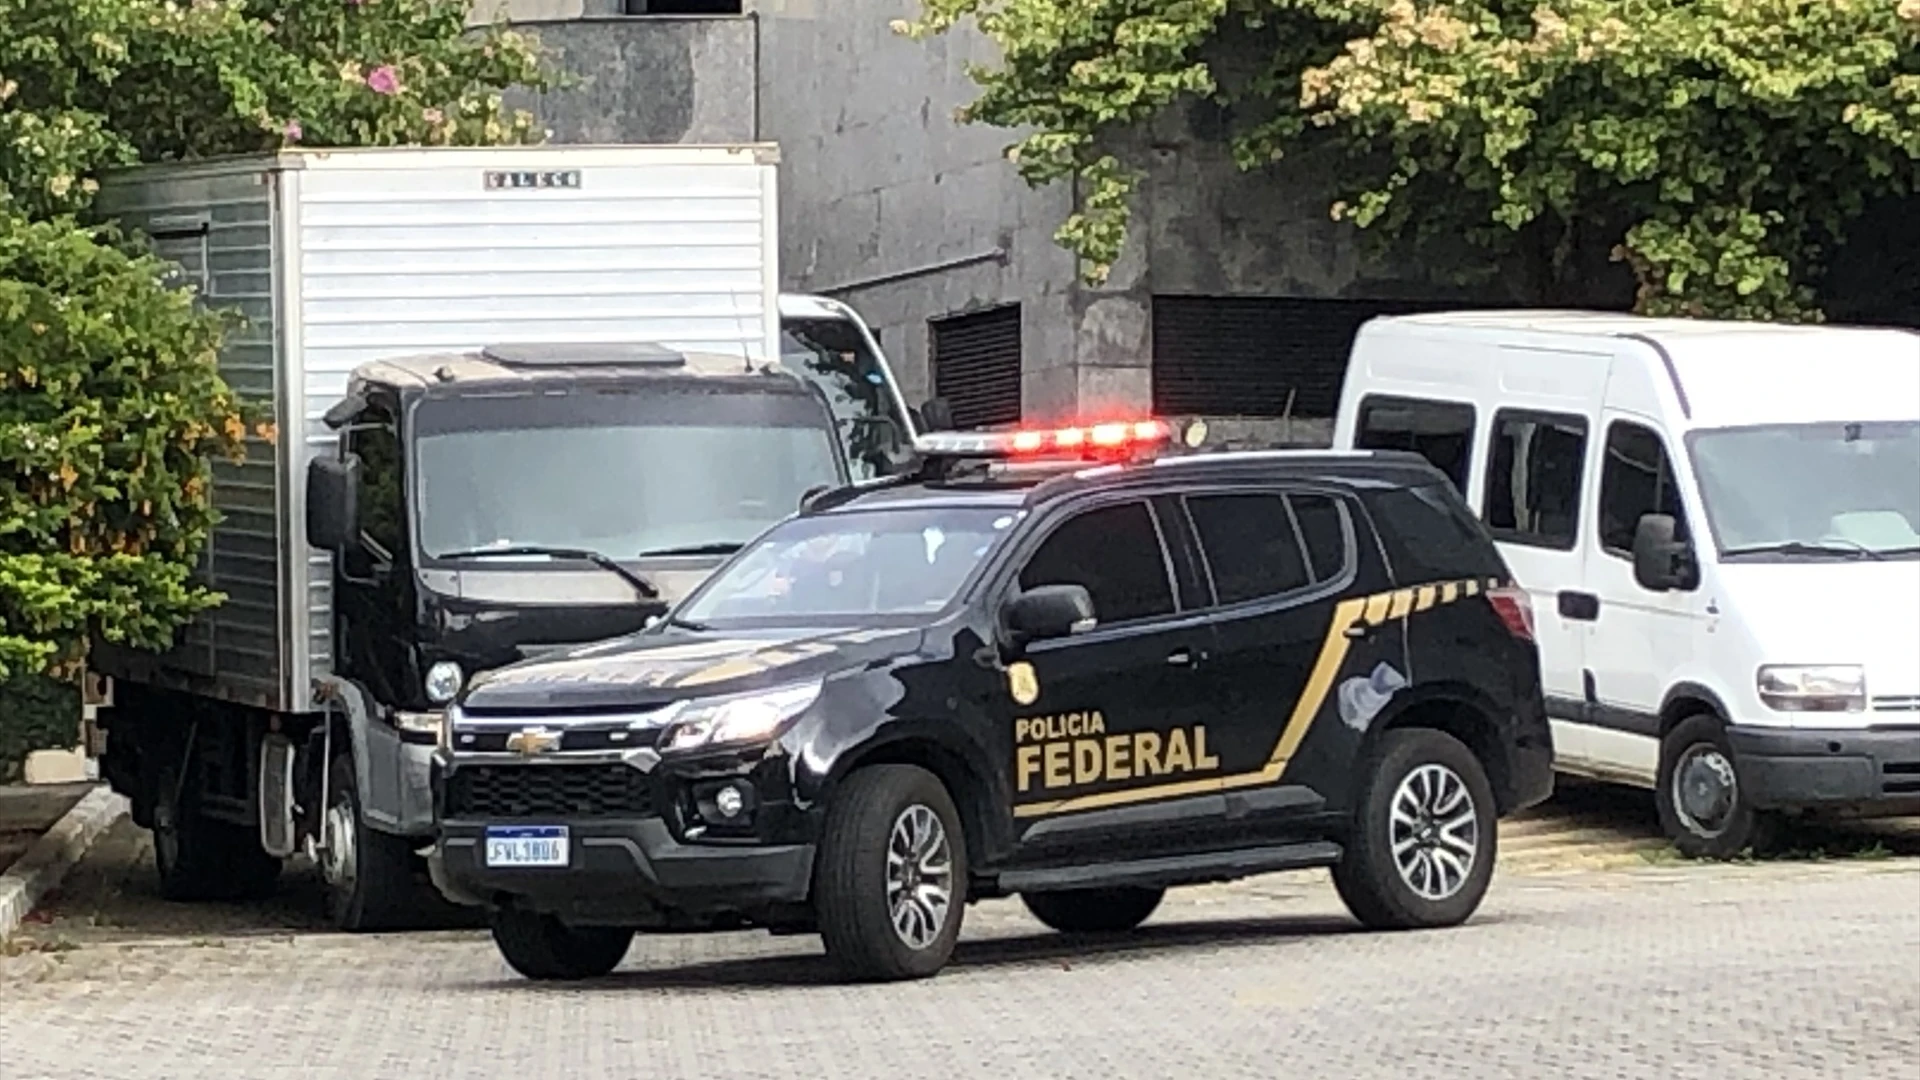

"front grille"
[1872,695,1920,713]
[445,764,654,819]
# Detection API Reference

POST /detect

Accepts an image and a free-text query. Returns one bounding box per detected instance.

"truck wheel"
[815,765,968,982]
[1333,728,1497,931]
[322,753,419,932]
[1657,714,1777,860]
[1022,887,1164,934]
[152,763,280,902]
[490,908,633,981]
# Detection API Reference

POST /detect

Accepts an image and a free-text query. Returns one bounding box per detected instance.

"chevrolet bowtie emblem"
[504,727,562,756]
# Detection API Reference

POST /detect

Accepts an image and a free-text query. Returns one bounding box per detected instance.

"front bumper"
[1729,725,1920,815]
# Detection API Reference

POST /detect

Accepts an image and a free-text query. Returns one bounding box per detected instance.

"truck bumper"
[1728,726,1920,816]
[432,817,814,925]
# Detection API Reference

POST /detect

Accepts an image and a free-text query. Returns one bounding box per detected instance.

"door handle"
[1558,591,1600,622]
[1344,622,1375,640]
[1166,647,1198,667]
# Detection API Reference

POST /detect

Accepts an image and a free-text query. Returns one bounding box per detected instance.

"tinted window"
[1289,493,1350,582]
[348,404,403,558]
[780,315,915,482]
[1020,502,1175,624]
[1599,422,1690,555]
[1354,395,1477,494]
[1483,410,1587,550]
[1363,483,1505,582]
[1185,494,1311,605]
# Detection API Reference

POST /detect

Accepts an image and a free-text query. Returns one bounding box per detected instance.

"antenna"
[724,284,755,373]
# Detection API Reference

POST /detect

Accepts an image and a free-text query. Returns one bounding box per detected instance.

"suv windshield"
[413,388,842,560]
[677,506,1020,626]
[780,315,914,482]
[1688,421,1920,558]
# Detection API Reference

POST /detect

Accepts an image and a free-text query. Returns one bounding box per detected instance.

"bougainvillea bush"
[0,0,555,767]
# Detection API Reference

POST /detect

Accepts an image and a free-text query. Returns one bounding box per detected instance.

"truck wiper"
[638,541,745,558]
[434,545,661,598]
[664,615,713,632]
[1720,540,1885,561]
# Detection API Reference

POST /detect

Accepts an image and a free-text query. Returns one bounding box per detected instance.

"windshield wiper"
[638,542,746,558]
[434,545,661,598]
[1720,540,1886,562]
[665,615,712,632]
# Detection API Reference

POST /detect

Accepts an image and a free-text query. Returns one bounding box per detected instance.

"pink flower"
[283,119,303,142]
[365,65,401,96]
[422,107,444,124]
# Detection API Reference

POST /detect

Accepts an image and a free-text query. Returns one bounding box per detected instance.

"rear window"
[1362,483,1506,583]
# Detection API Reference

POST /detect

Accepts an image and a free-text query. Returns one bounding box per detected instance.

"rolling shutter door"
[930,303,1022,429]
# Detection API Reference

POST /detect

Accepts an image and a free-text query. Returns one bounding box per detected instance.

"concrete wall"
[500,15,759,145]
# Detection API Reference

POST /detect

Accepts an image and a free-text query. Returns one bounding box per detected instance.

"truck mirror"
[1632,512,1694,591]
[917,396,955,432]
[1003,584,1096,652]
[307,456,361,553]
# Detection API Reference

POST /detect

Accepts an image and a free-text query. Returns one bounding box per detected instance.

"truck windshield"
[676,506,1019,627]
[781,316,915,482]
[413,389,842,560]
[1688,421,1920,559]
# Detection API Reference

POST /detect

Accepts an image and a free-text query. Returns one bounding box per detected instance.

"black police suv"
[429,418,1554,982]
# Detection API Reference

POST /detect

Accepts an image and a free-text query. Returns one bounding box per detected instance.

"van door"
[1582,414,1705,785]
[1480,407,1596,769]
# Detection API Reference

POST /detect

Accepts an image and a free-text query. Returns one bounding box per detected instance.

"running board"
[997,841,1343,894]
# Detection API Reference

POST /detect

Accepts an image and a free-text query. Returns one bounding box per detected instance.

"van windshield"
[1688,422,1920,559]
[780,315,914,482]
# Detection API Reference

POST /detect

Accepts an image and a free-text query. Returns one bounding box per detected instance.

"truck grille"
[445,764,654,819]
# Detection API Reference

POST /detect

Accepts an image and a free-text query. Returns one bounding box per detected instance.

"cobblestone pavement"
[3,784,1917,1080]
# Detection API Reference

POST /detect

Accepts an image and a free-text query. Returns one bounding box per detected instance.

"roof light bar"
[914,419,1174,461]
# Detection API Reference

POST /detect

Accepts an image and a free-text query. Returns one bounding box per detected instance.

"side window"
[1018,501,1175,625]
[1353,395,1477,495]
[348,404,404,560]
[1185,493,1310,605]
[1363,483,1506,582]
[1482,409,1588,550]
[1288,493,1352,583]
[1598,421,1689,555]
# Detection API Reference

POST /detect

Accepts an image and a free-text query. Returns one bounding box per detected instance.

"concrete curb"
[0,784,128,943]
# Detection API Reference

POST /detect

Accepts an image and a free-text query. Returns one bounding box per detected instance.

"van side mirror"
[1003,585,1095,651]
[917,396,955,432]
[307,455,361,553]
[1632,513,1695,591]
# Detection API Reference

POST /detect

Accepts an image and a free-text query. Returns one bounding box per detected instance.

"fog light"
[714,784,745,818]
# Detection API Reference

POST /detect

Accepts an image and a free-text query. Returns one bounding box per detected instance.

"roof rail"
[480,343,687,368]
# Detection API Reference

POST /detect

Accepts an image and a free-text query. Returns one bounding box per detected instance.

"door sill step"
[997,841,1343,893]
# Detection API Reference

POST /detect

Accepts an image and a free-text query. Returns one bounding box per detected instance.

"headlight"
[424,661,464,705]
[1757,664,1866,712]
[658,680,823,754]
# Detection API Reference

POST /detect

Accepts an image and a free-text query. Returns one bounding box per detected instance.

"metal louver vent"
[1151,296,1480,418]
[930,303,1022,429]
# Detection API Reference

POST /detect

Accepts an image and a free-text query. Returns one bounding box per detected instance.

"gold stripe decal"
[1011,577,1496,819]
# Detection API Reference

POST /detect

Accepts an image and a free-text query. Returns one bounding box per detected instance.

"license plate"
[484,825,569,868]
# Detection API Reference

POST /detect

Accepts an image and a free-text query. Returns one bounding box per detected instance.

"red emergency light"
[916,419,1174,462]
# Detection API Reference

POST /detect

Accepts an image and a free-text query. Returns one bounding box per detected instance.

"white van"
[1331,311,1920,856]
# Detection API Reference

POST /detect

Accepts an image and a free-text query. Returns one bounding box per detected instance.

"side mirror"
[307,455,361,553]
[1003,584,1096,651]
[799,483,832,510]
[917,395,955,432]
[1632,512,1694,591]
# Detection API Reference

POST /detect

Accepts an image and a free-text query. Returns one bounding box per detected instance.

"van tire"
[1334,728,1497,931]
[152,762,281,903]
[490,909,633,980]
[1022,887,1164,934]
[322,753,419,932]
[1657,714,1777,860]
[815,765,968,982]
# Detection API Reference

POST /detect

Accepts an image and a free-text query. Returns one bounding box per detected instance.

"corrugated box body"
[94,145,781,714]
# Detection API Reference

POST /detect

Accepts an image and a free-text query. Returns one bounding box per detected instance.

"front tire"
[1656,714,1777,859]
[490,909,634,981]
[321,753,419,932]
[1023,887,1164,934]
[1334,728,1497,931]
[815,765,968,982]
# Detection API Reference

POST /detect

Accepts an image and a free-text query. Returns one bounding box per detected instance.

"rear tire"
[1657,714,1778,860]
[1023,887,1164,934]
[322,753,420,932]
[815,765,968,982]
[1334,728,1497,931]
[152,761,281,903]
[490,909,634,981]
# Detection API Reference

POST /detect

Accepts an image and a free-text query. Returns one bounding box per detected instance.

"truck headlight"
[658,680,823,754]
[1757,664,1866,713]
[424,661,464,705]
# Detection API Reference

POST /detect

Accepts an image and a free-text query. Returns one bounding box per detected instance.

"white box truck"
[88,146,927,928]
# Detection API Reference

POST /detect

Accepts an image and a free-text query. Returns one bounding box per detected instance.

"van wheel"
[1657,714,1777,859]
[1334,728,1497,930]
[490,909,633,981]
[1023,887,1164,934]
[321,753,419,932]
[815,765,968,982]
[152,762,281,902]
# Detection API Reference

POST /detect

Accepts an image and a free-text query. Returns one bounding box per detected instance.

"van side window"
[1598,421,1690,556]
[1353,395,1477,495]
[1483,409,1587,550]
[1019,501,1176,625]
